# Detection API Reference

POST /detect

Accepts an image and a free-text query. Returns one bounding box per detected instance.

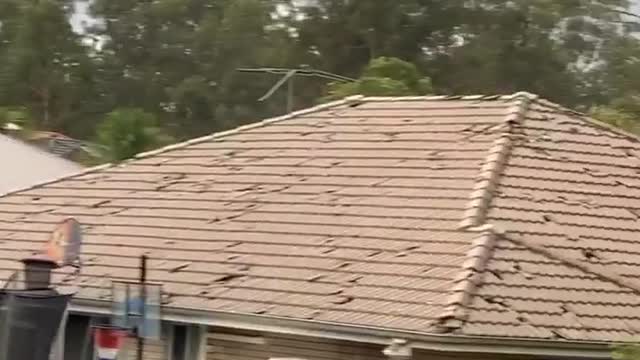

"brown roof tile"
[2,93,640,343]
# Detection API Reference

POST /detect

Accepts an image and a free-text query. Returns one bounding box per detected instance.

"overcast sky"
[70,1,93,34]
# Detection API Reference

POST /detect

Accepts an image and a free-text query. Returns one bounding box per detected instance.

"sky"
[70,1,94,34]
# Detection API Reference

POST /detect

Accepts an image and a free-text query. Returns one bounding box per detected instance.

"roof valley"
[499,229,640,296]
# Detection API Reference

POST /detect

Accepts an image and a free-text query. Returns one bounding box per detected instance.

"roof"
[0,133,83,194]
[25,131,86,157]
[0,93,639,344]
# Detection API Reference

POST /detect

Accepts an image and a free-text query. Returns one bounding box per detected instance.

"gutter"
[70,299,613,359]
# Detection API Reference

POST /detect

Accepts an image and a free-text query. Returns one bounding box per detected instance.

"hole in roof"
[542,214,554,222]
[523,272,535,280]
[92,199,111,208]
[332,296,354,305]
[368,250,382,257]
[235,264,251,272]
[627,209,640,219]
[31,197,40,202]
[169,262,191,273]
[550,330,568,340]
[215,274,244,283]
[484,296,508,307]
[487,269,503,280]
[329,288,344,295]
[582,249,600,262]
[307,274,324,282]
[322,237,336,244]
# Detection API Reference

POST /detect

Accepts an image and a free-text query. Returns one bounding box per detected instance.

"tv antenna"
[236,67,354,113]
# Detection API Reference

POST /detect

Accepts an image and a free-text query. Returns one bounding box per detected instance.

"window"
[172,325,188,360]
[64,315,110,360]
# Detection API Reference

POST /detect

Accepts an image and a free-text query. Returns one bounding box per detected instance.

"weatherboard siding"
[206,327,385,360]
[121,337,168,360]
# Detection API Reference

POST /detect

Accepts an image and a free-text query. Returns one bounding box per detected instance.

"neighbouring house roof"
[25,131,88,158]
[0,93,638,344]
[0,133,83,194]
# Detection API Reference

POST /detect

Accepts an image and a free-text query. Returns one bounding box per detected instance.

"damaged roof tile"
[0,93,639,343]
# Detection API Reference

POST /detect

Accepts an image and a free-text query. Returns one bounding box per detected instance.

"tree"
[590,94,640,135]
[95,108,173,162]
[88,0,294,138]
[0,0,95,133]
[613,343,640,360]
[323,57,432,100]
[0,106,31,135]
[288,0,465,77]
[428,0,633,107]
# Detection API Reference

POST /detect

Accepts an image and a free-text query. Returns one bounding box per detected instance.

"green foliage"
[590,106,640,134]
[324,57,432,100]
[590,94,640,135]
[613,343,640,360]
[0,107,30,130]
[1,0,640,148]
[0,0,94,132]
[95,108,173,162]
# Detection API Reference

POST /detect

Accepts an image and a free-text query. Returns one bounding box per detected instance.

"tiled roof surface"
[0,94,639,343]
[460,98,640,342]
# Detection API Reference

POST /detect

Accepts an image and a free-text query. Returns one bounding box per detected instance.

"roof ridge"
[0,97,353,199]
[459,92,538,229]
[534,97,640,144]
[358,94,526,102]
[434,225,497,333]
[496,226,640,296]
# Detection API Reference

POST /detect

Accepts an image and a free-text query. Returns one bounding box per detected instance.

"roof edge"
[535,98,640,144]
[71,298,614,359]
[459,92,538,229]
[356,93,532,102]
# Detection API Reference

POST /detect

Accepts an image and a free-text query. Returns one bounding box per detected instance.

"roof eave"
[70,299,613,359]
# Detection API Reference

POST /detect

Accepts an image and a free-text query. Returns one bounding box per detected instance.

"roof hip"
[460,92,538,229]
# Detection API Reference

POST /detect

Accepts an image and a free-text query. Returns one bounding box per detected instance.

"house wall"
[204,326,579,360]
[64,316,600,360]
[120,337,168,360]
[205,326,386,360]
[413,349,556,360]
